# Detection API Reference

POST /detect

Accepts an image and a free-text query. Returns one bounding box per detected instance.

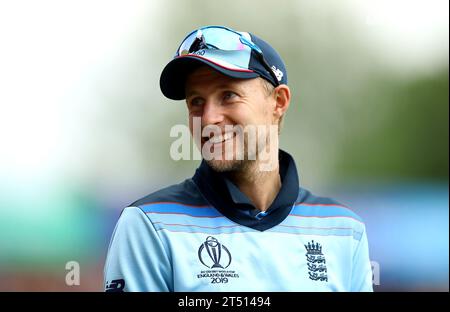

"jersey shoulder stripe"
[293,188,366,241]
[130,178,209,208]
[295,188,364,223]
[128,179,229,226]
[142,204,222,217]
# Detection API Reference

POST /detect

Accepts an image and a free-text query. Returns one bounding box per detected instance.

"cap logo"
[194,49,206,56]
[271,65,283,82]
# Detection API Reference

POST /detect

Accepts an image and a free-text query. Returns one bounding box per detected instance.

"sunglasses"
[176,26,280,87]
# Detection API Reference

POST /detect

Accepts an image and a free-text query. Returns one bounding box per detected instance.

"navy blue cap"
[160,26,288,100]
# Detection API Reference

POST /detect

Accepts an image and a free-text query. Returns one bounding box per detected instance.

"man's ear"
[272,84,291,121]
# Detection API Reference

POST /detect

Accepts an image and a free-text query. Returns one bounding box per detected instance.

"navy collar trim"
[192,149,299,231]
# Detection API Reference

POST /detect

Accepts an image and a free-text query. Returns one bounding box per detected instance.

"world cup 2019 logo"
[196,236,239,284]
[198,236,232,269]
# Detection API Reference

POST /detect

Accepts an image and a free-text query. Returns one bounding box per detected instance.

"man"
[104,25,373,292]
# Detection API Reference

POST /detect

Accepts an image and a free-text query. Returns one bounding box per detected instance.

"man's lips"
[202,132,236,145]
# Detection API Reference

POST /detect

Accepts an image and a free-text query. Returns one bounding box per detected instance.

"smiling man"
[184,65,288,212]
[104,25,373,292]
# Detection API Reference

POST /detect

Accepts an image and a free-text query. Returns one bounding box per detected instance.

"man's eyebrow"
[185,90,199,99]
[217,83,241,91]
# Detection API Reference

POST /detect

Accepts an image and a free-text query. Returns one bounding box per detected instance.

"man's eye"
[189,98,204,107]
[223,91,237,101]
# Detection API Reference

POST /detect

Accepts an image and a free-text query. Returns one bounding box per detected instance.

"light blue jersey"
[104,151,373,292]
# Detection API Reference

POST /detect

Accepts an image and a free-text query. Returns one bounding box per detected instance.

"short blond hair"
[260,78,284,134]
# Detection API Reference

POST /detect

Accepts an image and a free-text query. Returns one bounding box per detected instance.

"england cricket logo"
[304,240,328,282]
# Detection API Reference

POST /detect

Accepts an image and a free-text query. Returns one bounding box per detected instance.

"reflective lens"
[177,26,251,56]
[175,26,280,86]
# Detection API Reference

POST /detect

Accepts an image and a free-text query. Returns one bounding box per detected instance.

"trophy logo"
[198,236,232,269]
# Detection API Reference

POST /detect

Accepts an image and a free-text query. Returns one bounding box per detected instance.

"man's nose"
[201,100,224,126]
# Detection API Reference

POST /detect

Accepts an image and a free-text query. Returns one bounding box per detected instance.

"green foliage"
[334,70,449,180]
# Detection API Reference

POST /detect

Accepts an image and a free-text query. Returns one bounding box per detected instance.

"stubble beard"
[204,134,261,174]
[206,157,251,173]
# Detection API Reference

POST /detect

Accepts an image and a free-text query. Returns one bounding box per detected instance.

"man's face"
[185,66,278,173]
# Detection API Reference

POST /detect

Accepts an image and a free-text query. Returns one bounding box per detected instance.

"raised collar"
[192,149,299,231]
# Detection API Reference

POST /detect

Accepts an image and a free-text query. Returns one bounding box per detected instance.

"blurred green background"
[0,0,448,291]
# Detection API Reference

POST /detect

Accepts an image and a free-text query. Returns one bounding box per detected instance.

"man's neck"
[227,152,281,212]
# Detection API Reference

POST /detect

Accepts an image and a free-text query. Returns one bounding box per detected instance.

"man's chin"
[205,159,247,173]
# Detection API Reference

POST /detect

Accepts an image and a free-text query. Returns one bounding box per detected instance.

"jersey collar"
[192,149,299,231]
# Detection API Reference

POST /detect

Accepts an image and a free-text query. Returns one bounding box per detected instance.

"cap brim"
[160,54,259,100]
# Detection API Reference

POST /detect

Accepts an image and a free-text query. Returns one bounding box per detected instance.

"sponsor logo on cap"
[271,65,283,82]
